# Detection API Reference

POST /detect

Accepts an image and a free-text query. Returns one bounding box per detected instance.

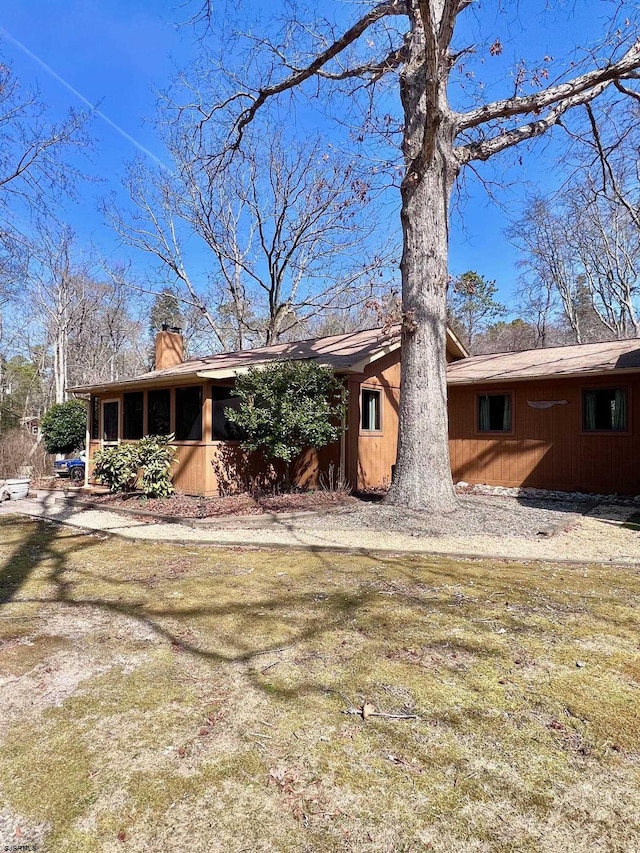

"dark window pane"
[91,396,100,440]
[123,392,144,440]
[212,387,244,440]
[103,401,119,442]
[175,386,202,441]
[478,394,512,431]
[361,389,381,431]
[583,389,627,431]
[148,389,171,436]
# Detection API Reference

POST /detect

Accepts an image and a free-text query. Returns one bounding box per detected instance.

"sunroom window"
[147,389,171,435]
[212,387,244,440]
[123,392,144,440]
[175,386,202,441]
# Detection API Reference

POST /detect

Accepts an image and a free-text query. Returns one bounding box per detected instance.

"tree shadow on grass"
[1,509,638,705]
[0,509,98,607]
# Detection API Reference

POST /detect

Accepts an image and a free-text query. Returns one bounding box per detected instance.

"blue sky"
[0,1,628,311]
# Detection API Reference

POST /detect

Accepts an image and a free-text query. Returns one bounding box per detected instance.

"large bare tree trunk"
[385,1,458,511]
[386,153,458,511]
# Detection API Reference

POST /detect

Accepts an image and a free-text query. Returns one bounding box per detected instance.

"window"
[123,392,144,440]
[102,400,119,443]
[148,389,171,435]
[361,388,382,431]
[478,393,512,432]
[212,387,244,441]
[583,388,627,432]
[90,396,100,440]
[175,385,202,441]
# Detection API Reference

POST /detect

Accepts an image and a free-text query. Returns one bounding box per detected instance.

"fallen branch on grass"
[342,702,419,721]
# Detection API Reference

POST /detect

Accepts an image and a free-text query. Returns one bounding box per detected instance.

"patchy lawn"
[0,516,639,852]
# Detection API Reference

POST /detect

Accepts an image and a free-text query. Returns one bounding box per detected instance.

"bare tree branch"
[458,80,612,163]
[314,45,407,81]
[615,79,640,103]
[457,40,640,132]
[228,1,408,148]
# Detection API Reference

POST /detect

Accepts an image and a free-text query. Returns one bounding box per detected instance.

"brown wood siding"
[449,375,640,494]
[207,441,340,494]
[350,351,401,490]
[172,444,209,494]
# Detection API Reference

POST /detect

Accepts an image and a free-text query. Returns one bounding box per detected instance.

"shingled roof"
[70,326,468,394]
[447,338,640,385]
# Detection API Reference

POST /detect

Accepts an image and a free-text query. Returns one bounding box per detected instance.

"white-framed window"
[361,388,382,432]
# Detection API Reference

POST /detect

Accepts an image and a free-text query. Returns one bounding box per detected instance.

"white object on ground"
[0,478,30,501]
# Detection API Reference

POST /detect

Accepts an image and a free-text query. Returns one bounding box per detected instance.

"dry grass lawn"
[0,515,639,852]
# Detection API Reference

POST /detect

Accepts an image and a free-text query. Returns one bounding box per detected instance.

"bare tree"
[0,56,90,372]
[66,279,147,386]
[19,223,146,405]
[0,59,89,231]
[173,0,640,510]
[473,318,541,355]
[106,128,393,350]
[21,224,79,404]
[510,198,587,343]
[512,179,640,344]
[569,182,640,338]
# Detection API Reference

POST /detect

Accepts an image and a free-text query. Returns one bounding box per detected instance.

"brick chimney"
[155,325,184,370]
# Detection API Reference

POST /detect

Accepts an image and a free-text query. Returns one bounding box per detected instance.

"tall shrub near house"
[226,360,346,488]
[41,400,87,454]
[137,435,177,498]
[93,435,176,497]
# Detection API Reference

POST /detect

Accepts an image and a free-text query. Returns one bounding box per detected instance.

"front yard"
[0,516,639,852]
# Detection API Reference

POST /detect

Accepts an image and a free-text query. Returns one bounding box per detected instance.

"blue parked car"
[53,452,86,483]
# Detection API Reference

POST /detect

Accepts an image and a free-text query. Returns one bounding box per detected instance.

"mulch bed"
[85,490,357,519]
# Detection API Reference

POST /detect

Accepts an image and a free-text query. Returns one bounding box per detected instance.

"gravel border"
[4,492,640,566]
[49,492,585,538]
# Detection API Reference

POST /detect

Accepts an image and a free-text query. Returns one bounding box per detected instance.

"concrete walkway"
[1,492,640,565]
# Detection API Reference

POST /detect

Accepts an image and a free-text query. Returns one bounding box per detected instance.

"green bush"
[92,443,140,493]
[41,400,87,454]
[93,435,176,497]
[137,435,176,498]
[225,360,347,480]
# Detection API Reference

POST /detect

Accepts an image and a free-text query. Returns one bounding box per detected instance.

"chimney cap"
[160,323,183,334]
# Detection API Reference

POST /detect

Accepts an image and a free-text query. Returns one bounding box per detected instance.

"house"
[448,339,640,494]
[69,325,467,495]
[70,329,640,496]
[20,416,40,437]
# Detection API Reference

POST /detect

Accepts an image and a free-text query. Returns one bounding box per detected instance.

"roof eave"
[446,328,468,360]
[347,339,401,375]
[68,372,202,395]
[447,365,640,386]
